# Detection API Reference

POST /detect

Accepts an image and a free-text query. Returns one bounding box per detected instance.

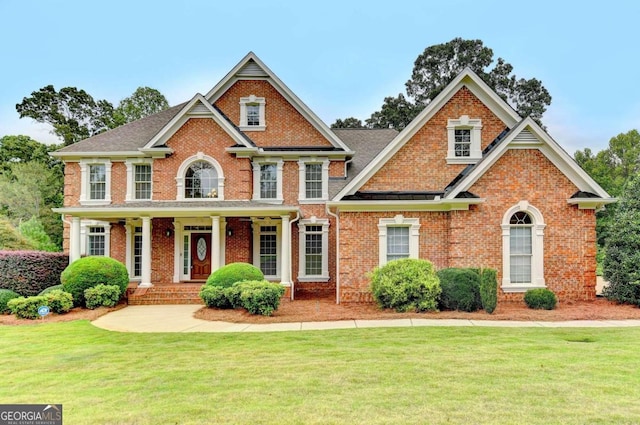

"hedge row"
[0,251,69,296]
[200,280,285,316]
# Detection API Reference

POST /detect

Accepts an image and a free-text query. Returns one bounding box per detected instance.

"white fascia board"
[567,198,617,209]
[53,205,300,218]
[334,69,521,200]
[325,198,485,212]
[50,151,150,161]
[143,94,252,149]
[205,52,354,154]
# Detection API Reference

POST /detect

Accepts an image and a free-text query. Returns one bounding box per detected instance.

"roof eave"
[567,198,617,210]
[326,198,485,212]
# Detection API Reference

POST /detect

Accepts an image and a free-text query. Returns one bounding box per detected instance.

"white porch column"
[140,216,153,287]
[211,216,221,272]
[280,215,291,286]
[69,216,81,263]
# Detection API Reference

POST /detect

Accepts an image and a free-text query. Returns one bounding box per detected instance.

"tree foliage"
[16,85,169,146]
[331,117,365,129]
[0,135,56,175]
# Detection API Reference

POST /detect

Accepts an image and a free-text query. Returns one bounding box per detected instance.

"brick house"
[52,52,614,304]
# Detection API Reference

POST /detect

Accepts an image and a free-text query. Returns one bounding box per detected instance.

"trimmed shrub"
[199,285,232,309]
[524,288,557,310]
[84,284,121,309]
[0,251,69,296]
[7,295,47,319]
[233,280,285,316]
[39,285,63,295]
[0,289,20,314]
[206,262,264,288]
[480,269,498,314]
[437,268,481,312]
[44,290,73,314]
[61,257,129,307]
[370,259,441,312]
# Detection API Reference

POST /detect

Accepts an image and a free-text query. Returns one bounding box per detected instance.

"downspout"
[289,211,300,301]
[325,204,340,304]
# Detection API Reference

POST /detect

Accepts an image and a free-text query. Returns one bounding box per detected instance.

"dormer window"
[447,116,482,164]
[239,95,266,131]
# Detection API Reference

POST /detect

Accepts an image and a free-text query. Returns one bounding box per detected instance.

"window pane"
[185,161,218,198]
[89,165,106,200]
[305,231,323,275]
[134,164,152,200]
[247,104,260,126]
[510,225,532,283]
[387,227,409,262]
[454,129,471,157]
[133,234,142,277]
[260,164,277,199]
[510,255,531,283]
[260,227,277,276]
[88,226,106,256]
[305,163,323,198]
[510,227,532,255]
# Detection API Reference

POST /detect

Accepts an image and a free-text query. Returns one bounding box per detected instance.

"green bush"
[7,295,48,319]
[524,288,557,310]
[199,285,232,309]
[370,259,441,312]
[437,268,481,312]
[44,289,73,314]
[84,284,121,309]
[39,285,63,295]
[206,262,264,288]
[233,280,285,316]
[61,257,129,307]
[480,269,498,314]
[0,289,20,314]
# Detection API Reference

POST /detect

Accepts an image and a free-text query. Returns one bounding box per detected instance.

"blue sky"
[0,0,638,155]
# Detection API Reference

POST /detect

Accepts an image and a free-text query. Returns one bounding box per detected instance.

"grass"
[2,322,640,424]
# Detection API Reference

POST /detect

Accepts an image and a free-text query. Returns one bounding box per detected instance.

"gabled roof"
[444,117,614,203]
[205,52,354,154]
[143,94,255,150]
[333,68,521,200]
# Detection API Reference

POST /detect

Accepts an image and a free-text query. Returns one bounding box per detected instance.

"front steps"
[127,284,204,305]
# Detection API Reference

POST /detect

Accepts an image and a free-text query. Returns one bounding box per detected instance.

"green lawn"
[1,322,640,424]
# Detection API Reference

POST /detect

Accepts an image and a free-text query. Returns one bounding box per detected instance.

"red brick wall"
[214,80,333,148]
[361,87,507,192]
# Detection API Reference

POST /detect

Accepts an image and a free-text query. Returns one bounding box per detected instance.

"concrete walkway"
[90,305,640,333]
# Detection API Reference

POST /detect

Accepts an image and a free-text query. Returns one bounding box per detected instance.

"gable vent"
[236,60,268,78]
[189,103,212,115]
[513,129,539,144]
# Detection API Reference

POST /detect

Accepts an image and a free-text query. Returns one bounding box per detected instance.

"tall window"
[305,164,323,199]
[386,227,410,262]
[260,164,277,199]
[185,161,218,199]
[509,212,532,284]
[133,227,143,277]
[304,225,323,275]
[454,129,471,157]
[134,164,152,200]
[89,165,106,200]
[298,219,330,281]
[259,226,278,276]
[87,226,106,256]
[246,104,260,126]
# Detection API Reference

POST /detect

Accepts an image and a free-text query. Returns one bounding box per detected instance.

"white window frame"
[125,159,153,201]
[79,159,112,205]
[252,158,283,203]
[447,115,482,164]
[501,201,546,292]
[298,217,330,282]
[80,220,111,257]
[298,158,329,203]
[378,215,420,266]
[175,152,225,201]
[252,219,281,280]
[239,95,266,131]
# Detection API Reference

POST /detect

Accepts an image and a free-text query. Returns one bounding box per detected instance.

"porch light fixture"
[227,228,233,237]
[165,228,173,237]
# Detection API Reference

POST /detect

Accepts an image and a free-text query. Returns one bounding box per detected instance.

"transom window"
[89,165,106,200]
[260,164,277,199]
[454,129,471,157]
[87,226,106,256]
[386,227,410,262]
[134,164,152,200]
[185,161,218,199]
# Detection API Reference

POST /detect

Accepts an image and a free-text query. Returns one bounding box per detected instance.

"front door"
[191,233,211,280]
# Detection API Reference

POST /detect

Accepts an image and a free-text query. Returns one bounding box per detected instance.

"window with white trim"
[252,159,283,203]
[298,218,329,281]
[132,226,143,278]
[79,160,112,205]
[175,153,225,201]
[298,158,329,202]
[252,220,281,279]
[447,115,482,163]
[501,201,546,292]
[80,221,111,257]
[378,216,420,266]
[125,160,153,201]
[239,95,266,131]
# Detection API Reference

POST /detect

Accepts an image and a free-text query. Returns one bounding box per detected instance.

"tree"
[602,173,640,306]
[365,93,420,130]
[113,87,169,125]
[18,216,58,252]
[0,135,55,175]
[0,217,34,251]
[331,117,364,129]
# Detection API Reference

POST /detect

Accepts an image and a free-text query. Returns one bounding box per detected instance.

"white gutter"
[325,203,340,304]
[289,211,300,301]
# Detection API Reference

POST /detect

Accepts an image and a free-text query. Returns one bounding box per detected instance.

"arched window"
[175,153,225,201]
[185,161,218,199]
[501,201,545,291]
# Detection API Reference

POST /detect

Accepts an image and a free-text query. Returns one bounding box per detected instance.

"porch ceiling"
[53,200,299,219]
